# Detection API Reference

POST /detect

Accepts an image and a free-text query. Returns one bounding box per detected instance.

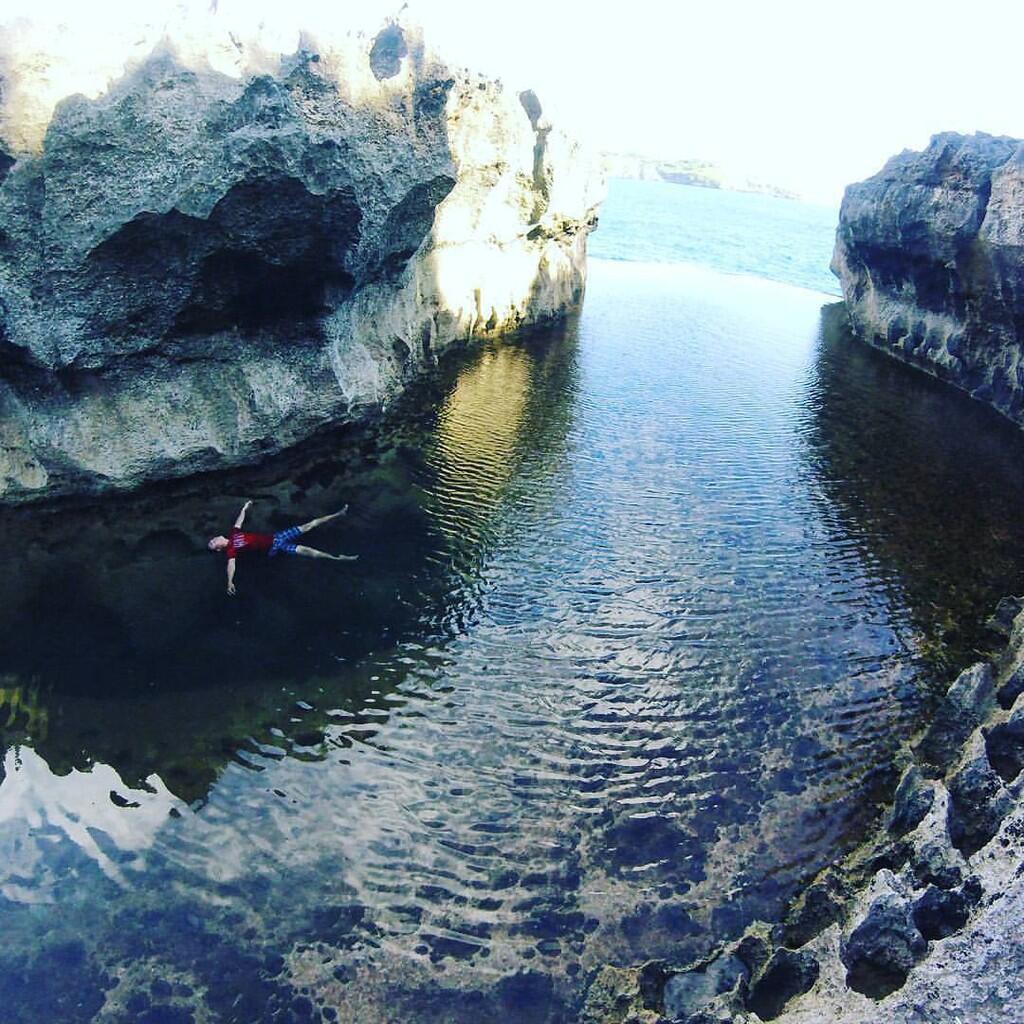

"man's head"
[208,536,229,551]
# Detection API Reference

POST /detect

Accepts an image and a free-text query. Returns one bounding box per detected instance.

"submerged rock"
[887,766,935,837]
[775,872,849,949]
[708,604,1024,1022]
[661,953,747,1020]
[580,963,663,1024]
[914,663,995,770]
[746,948,819,1021]
[832,132,1024,427]
[840,892,926,998]
[986,596,1024,638]
[0,9,602,503]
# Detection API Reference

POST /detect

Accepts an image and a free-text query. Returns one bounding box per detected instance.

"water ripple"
[3,260,1024,1019]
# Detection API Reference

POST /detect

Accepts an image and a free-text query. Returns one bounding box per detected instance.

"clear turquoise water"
[1,184,1023,1023]
[590,178,841,296]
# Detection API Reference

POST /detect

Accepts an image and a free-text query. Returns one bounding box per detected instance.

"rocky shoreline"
[582,598,1024,1022]
[0,11,602,505]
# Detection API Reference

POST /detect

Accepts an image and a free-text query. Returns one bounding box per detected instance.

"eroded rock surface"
[832,132,1024,427]
[840,891,926,997]
[582,605,1024,1022]
[754,607,1024,1023]
[0,10,602,502]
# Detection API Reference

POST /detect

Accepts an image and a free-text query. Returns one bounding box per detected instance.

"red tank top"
[225,528,274,559]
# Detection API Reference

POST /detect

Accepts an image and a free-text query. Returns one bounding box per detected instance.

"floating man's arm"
[234,499,253,529]
[226,558,237,596]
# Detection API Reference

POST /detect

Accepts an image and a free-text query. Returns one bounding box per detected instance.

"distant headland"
[601,151,800,200]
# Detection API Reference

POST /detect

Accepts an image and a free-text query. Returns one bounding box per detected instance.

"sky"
[6,0,1024,204]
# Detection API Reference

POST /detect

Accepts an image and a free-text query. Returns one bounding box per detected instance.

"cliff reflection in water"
[800,303,1024,677]
[4,260,1024,1023]
[0,322,580,805]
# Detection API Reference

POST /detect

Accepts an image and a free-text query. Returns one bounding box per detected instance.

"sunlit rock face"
[833,132,1024,427]
[0,10,602,502]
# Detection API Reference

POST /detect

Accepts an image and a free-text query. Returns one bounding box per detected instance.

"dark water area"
[3,258,1024,1023]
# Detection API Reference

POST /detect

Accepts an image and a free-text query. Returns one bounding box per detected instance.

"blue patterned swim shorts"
[269,525,302,556]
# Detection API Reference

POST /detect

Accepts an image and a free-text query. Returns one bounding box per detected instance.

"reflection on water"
[435,344,531,505]
[801,303,1024,672]
[0,746,186,897]
[0,336,579,806]
[2,260,1024,1022]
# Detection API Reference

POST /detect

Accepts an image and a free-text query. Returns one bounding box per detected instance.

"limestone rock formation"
[0,9,602,503]
[840,891,927,997]
[832,132,1024,427]
[580,602,1024,1022]
[749,607,1024,1022]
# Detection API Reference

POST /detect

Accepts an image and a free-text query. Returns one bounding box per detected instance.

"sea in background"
[590,178,841,296]
[2,180,1024,1024]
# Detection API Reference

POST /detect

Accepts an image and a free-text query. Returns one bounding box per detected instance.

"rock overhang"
[0,9,604,503]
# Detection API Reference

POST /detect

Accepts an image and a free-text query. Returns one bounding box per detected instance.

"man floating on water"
[208,500,357,595]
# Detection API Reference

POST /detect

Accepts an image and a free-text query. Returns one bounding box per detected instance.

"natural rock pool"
[4,256,1024,1023]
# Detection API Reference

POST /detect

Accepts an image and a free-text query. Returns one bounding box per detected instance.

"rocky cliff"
[0,10,602,503]
[832,132,1024,427]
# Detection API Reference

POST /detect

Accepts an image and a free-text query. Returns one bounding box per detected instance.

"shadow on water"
[801,303,1024,678]
[0,318,581,806]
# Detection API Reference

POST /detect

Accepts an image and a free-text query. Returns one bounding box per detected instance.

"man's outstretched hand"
[227,582,237,596]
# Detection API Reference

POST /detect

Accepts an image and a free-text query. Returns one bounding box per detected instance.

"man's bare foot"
[332,553,358,561]
[338,504,349,516]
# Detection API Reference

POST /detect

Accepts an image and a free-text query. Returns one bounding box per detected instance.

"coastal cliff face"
[832,132,1024,427]
[0,12,602,503]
